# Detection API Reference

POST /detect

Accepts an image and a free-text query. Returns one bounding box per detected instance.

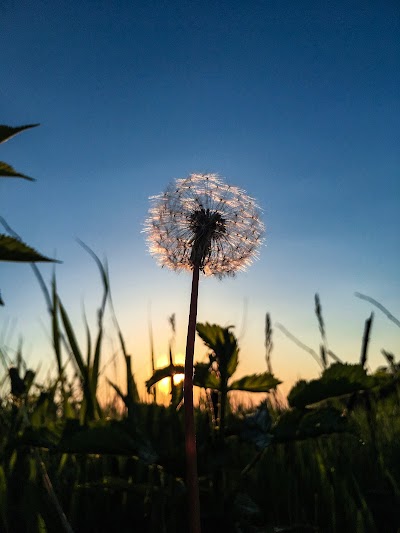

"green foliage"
[196,322,239,378]
[0,234,55,262]
[273,406,349,442]
[193,362,221,390]
[0,124,39,144]
[8,366,35,397]
[1,245,399,533]
[0,161,36,182]
[55,250,109,424]
[288,363,377,408]
[0,123,57,305]
[0,123,39,181]
[194,323,280,394]
[229,372,281,393]
[108,356,141,416]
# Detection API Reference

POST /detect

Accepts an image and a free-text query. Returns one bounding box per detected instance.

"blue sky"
[1,1,399,397]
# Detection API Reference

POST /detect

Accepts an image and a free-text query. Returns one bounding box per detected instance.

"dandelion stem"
[184,264,201,533]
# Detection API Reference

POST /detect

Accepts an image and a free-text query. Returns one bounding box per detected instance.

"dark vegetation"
[1,125,400,532]
[1,256,399,533]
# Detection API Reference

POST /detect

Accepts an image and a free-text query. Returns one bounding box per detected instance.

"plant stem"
[184,264,201,533]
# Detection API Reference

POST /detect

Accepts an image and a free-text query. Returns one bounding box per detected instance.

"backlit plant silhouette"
[145,173,264,533]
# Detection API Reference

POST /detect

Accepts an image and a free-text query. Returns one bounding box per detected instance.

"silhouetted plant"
[144,173,264,533]
[0,124,57,305]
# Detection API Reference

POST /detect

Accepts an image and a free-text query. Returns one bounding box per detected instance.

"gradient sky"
[1,1,399,398]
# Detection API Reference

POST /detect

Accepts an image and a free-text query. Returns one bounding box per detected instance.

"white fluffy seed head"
[144,173,265,278]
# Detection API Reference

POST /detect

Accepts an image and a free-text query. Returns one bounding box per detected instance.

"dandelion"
[145,173,264,277]
[144,173,264,533]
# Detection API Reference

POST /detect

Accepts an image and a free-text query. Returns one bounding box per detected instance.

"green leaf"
[273,406,349,442]
[288,362,376,408]
[360,313,373,367]
[108,379,125,400]
[51,274,62,375]
[0,161,35,181]
[193,362,221,390]
[107,378,127,405]
[125,354,140,404]
[0,123,39,144]
[77,241,110,409]
[58,298,86,379]
[146,364,185,392]
[226,348,239,378]
[229,372,281,392]
[196,322,239,377]
[58,297,99,423]
[0,234,56,262]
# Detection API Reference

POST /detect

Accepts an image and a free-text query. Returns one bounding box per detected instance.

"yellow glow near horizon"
[157,373,184,394]
[155,352,185,395]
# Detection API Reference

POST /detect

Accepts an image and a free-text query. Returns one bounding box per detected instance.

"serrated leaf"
[0,123,39,144]
[0,234,57,262]
[146,364,185,392]
[196,322,239,377]
[229,372,281,392]
[0,161,35,181]
[288,362,376,408]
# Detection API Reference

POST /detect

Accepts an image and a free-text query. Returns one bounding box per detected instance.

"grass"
[0,256,399,532]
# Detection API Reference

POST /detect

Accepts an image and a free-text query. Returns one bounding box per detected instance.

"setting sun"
[155,353,185,395]
[157,373,184,395]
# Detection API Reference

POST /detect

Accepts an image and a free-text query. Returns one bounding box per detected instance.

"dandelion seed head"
[144,173,265,278]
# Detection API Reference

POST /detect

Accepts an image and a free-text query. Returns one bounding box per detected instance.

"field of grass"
[2,122,399,532]
[0,254,399,533]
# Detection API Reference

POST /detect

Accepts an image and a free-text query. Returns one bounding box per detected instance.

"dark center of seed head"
[189,209,226,267]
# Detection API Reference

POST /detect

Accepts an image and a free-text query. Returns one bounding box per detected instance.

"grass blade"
[355,292,400,328]
[360,313,374,367]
